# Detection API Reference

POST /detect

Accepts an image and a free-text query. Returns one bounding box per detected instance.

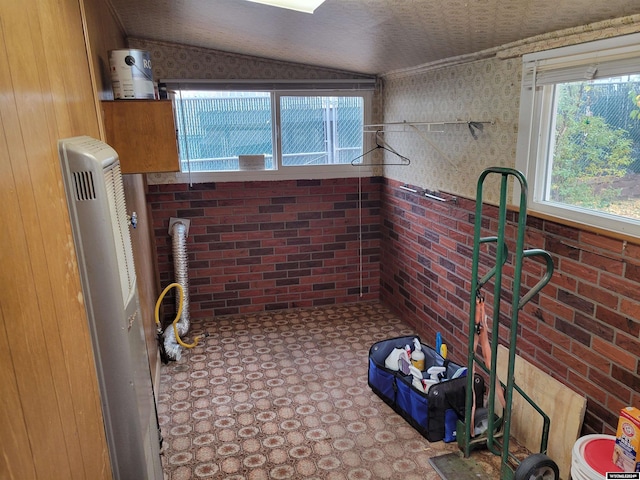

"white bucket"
[571,434,619,480]
[109,49,154,99]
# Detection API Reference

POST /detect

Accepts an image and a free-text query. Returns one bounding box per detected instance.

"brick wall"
[147,174,639,435]
[148,178,381,318]
[379,177,640,435]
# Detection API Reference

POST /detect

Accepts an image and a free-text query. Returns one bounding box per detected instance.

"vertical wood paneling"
[0,0,111,477]
[0,86,39,480]
[0,14,75,478]
[82,0,127,100]
[123,174,162,389]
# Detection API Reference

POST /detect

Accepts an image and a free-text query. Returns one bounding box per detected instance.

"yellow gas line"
[154,282,200,349]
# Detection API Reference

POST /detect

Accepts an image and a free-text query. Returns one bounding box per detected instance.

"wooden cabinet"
[102,100,179,174]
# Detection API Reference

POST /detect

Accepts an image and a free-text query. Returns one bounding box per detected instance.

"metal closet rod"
[364,120,494,129]
[399,184,457,203]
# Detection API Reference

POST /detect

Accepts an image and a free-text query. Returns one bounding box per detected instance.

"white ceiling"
[108,0,640,75]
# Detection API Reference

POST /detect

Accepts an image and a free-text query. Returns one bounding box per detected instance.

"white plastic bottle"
[411,338,425,371]
[409,365,426,392]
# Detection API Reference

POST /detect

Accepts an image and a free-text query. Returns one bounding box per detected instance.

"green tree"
[629,91,640,121]
[551,82,633,208]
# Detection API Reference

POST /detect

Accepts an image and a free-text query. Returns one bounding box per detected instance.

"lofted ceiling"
[107,0,640,75]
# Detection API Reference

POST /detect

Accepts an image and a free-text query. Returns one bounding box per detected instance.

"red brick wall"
[379,178,640,435]
[147,178,381,318]
[148,175,639,435]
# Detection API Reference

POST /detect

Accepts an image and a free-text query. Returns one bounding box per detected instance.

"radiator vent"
[104,162,136,302]
[72,171,96,201]
[58,136,162,479]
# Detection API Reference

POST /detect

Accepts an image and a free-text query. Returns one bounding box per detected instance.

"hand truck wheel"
[514,453,559,480]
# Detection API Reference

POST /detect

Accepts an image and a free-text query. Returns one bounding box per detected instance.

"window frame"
[515,33,640,239]
[163,80,376,183]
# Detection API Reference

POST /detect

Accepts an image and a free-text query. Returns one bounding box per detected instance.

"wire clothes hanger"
[350,130,411,166]
[468,121,484,140]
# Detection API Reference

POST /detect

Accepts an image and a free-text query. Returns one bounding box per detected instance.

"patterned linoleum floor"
[157,301,508,479]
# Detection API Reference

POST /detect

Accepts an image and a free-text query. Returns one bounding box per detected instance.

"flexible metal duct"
[164,220,190,360]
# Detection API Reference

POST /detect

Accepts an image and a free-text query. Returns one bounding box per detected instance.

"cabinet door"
[102,100,179,174]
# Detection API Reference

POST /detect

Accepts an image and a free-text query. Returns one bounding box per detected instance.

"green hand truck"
[445,167,557,480]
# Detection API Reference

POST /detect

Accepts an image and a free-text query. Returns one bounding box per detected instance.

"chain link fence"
[174,94,363,172]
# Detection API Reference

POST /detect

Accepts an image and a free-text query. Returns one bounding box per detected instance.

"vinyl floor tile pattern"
[158,302,506,479]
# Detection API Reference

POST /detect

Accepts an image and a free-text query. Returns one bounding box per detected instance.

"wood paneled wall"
[0,0,111,478]
[122,174,163,389]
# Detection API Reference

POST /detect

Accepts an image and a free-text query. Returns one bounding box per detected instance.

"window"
[165,79,375,181]
[175,91,274,172]
[279,95,364,166]
[515,34,640,238]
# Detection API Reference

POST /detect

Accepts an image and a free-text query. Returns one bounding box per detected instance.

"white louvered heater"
[58,136,162,480]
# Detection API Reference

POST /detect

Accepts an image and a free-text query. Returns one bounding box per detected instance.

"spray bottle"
[410,338,425,371]
[409,365,426,392]
[423,366,447,392]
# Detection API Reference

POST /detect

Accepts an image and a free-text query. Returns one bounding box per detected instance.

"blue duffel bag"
[367,335,484,442]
